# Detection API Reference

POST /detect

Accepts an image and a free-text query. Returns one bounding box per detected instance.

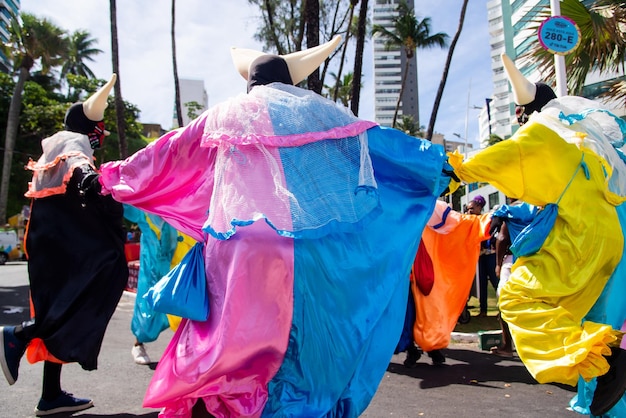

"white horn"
[83,74,117,121]
[501,53,536,106]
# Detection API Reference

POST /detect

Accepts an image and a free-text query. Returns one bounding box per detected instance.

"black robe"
[24,134,128,371]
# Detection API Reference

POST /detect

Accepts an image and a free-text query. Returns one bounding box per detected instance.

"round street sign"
[538,16,581,55]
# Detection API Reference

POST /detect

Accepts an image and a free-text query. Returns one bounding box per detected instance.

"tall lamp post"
[485,98,493,136]
[453,132,467,157]
[454,105,482,158]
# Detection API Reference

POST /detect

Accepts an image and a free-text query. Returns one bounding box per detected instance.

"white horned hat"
[231,36,341,85]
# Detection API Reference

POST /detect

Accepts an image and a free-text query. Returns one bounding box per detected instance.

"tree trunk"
[305,0,322,93]
[262,0,285,55]
[392,58,411,129]
[350,0,368,116]
[426,0,469,141]
[333,1,357,102]
[0,66,29,224]
[172,0,183,128]
[110,0,128,159]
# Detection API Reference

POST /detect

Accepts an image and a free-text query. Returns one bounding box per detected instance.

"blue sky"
[21,0,492,148]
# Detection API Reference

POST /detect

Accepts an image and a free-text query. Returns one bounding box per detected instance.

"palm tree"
[486,133,504,147]
[426,0,469,141]
[61,30,102,79]
[61,30,103,98]
[526,0,626,99]
[326,71,355,107]
[396,114,425,137]
[372,0,448,128]
[171,0,183,128]
[109,0,128,158]
[0,12,67,224]
[350,0,368,116]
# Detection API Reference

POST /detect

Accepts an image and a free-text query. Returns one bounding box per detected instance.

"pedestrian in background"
[466,195,498,317]
[489,201,538,357]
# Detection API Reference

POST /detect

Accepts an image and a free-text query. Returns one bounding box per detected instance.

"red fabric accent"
[25,296,65,364]
[124,243,141,262]
[413,239,434,296]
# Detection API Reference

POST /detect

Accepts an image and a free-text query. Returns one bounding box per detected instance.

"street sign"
[538,16,580,55]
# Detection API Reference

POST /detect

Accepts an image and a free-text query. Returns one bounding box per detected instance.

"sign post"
[538,15,581,55]
[538,2,581,97]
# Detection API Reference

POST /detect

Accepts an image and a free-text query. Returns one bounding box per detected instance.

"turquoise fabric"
[570,203,626,417]
[123,205,176,343]
[492,202,539,262]
[510,203,557,258]
[144,242,208,322]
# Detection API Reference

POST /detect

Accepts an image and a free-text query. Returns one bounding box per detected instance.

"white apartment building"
[0,0,20,73]
[468,0,625,210]
[485,0,517,141]
[372,0,419,127]
[484,0,625,142]
[173,78,208,128]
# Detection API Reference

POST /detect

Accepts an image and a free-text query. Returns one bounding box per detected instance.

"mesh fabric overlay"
[200,84,380,240]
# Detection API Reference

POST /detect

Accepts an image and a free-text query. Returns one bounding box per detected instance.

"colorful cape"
[99,84,452,417]
[412,200,491,351]
[448,96,626,389]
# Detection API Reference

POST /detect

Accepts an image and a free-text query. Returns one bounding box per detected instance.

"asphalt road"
[0,262,581,418]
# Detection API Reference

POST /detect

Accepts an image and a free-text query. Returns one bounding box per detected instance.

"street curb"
[450,331,478,343]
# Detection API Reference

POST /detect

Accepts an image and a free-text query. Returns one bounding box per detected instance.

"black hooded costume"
[20,81,128,371]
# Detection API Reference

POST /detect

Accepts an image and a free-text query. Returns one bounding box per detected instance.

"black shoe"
[428,349,446,366]
[403,345,422,368]
[590,347,626,416]
[35,391,93,416]
[0,326,27,385]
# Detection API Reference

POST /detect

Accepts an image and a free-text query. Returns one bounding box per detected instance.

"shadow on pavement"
[387,347,577,392]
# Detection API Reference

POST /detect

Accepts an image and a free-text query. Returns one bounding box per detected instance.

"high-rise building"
[172,78,208,128]
[372,0,419,127]
[485,0,516,141]
[0,0,20,73]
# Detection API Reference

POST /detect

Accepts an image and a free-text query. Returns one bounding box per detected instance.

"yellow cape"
[449,121,621,385]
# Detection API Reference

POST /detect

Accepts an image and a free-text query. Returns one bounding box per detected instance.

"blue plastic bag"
[510,203,557,258]
[144,242,210,321]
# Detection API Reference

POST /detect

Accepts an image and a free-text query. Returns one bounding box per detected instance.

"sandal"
[490,346,513,358]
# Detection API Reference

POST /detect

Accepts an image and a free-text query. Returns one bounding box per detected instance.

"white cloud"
[21,0,493,147]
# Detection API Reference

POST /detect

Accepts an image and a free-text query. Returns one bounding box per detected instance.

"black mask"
[517,82,557,124]
[64,103,106,149]
[247,55,293,93]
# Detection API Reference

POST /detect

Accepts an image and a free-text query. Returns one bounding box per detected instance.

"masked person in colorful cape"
[123,206,180,366]
[448,53,626,417]
[0,75,129,416]
[124,205,196,365]
[97,36,456,417]
[404,200,491,364]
